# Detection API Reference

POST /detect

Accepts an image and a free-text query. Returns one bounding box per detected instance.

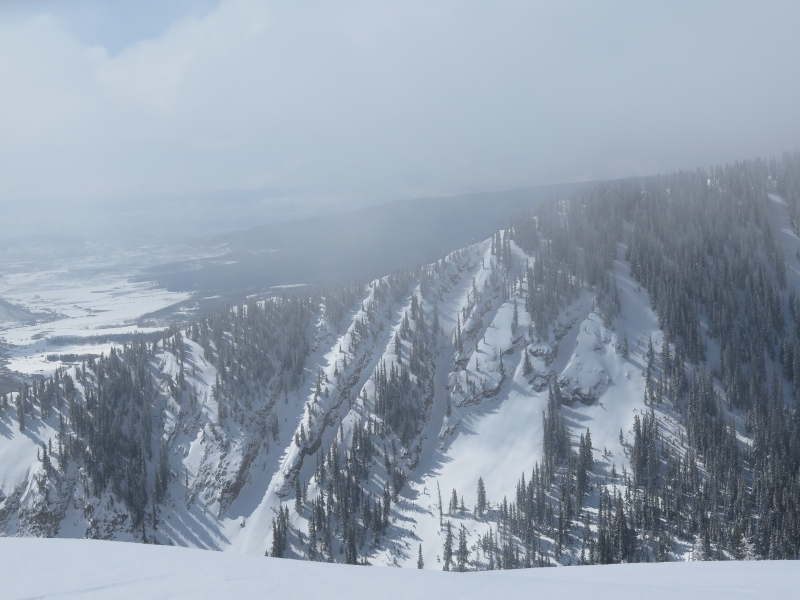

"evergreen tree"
[457,524,469,571]
[511,299,519,332]
[443,521,454,571]
[476,477,487,518]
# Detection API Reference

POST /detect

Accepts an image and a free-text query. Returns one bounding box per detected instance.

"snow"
[0,246,194,377]
[386,238,666,568]
[0,537,795,600]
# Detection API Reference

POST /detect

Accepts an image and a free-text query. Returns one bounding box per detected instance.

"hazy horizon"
[2,0,800,242]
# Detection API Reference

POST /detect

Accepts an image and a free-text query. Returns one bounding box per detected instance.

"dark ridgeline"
[3,152,800,565]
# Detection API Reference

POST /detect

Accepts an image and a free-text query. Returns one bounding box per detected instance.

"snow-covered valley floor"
[0,243,204,379]
[0,537,795,600]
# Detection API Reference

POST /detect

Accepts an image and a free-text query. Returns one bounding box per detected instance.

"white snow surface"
[0,537,795,600]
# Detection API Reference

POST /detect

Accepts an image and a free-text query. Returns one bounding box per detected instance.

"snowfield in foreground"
[0,538,795,600]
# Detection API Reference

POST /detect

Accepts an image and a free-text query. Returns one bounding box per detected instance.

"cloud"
[1,0,799,237]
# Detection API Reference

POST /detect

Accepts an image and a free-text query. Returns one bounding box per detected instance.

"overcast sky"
[1,0,799,239]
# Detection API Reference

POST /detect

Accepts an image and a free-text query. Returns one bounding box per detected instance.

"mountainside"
[2,154,800,569]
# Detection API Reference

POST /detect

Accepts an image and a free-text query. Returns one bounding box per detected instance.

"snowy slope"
[397,241,663,568]
[1,537,796,600]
